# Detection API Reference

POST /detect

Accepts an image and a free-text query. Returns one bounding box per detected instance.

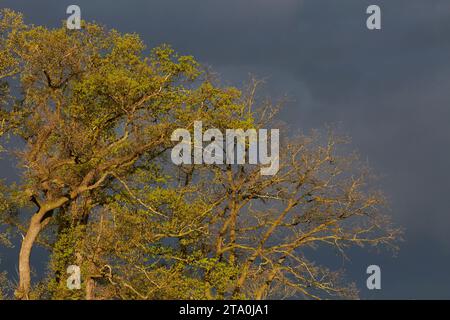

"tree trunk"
[85,277,96,300]
[15,213,43,299]
[15,196,69,299]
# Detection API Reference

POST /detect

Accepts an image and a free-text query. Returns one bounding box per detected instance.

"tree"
[0,9,400,300]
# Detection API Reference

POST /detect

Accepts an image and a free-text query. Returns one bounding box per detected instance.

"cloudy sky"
[1,0,450,298]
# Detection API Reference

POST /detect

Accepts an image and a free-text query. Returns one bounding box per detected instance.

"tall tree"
[0,9,400,300]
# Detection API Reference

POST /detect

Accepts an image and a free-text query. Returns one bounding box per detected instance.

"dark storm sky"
[1,0,450,298]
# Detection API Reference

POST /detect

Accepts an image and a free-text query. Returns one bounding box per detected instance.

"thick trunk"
[14,177,97,299]
[15,196,69,299]
[15,213,43,299]
[254,271,277,300]
[85,277,95,300]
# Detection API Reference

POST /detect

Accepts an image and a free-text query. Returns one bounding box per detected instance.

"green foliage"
[0,9,399,300]
[46,225,86,299]
[0,270,11,299]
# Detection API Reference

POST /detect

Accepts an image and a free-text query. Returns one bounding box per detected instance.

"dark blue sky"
[1,0,450,298]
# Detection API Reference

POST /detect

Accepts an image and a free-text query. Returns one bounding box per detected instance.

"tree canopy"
[0,9,400,300]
